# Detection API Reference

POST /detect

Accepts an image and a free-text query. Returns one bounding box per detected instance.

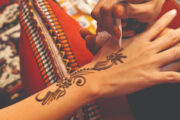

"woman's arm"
[0,64,98,120]
[0,9,180,120]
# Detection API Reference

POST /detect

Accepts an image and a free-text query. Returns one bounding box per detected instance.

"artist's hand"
[91,0,166,37]
[80,0,166,54]
[88,9,180,98]
[80,28,101,55]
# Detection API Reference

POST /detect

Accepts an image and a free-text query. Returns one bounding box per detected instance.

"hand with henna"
[1,10,180,120]
[87,9,180,98]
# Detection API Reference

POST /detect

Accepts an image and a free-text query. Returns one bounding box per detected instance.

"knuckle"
[91,10,99,20]
[144,72,158,85]
[145,72,154,81]
[165,73,177,83]
[167,31,178,40]
[140,4,154,15]
[139,44,153,55]
[100,5,112,14]
[146,44,155,52]
[171,47,180,58]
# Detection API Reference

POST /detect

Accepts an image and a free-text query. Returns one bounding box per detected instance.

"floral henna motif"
[36,49,127,105]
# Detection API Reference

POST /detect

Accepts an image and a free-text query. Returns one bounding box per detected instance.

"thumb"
[80,28,93,39]
[80,28,98,54]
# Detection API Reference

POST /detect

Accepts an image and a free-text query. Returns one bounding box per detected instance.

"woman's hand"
[88,9,180,98]
[91,0,166,37]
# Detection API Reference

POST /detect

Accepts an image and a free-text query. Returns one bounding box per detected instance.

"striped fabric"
[19,0,59,87]
[20,0,103,119]
[33,0,79,73]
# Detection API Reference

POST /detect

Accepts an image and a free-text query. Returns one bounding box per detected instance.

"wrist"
[75,63,108,100]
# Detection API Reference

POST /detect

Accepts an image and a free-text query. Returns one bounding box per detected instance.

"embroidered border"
[32,0,104,120]
[19,0,60,86]
[33,0,79,73]
[20,0,104,119]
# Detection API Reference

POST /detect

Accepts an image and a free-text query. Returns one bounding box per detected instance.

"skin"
[0,10,179,120]
[91,0,166,37]
[92,10,180,97]
[81,9,180,119]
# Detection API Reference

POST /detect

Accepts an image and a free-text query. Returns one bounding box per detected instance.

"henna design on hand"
[36,48,126,105]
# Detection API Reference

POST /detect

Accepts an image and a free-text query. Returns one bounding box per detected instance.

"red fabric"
[19,29,45,96]
[48,0,94,67]
[47,3,134,119]
[159,1,180,28]
[0,0,11,13]
[0,0,10,7]
[20,0,93,96]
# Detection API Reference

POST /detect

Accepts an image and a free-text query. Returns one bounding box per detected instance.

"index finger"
[139,9,177,42]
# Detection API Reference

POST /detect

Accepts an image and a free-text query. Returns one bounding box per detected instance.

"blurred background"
[0,0,24,109]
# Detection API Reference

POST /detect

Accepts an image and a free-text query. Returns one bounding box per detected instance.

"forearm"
[0,41,127,120]
[0,65,97,120]
[0,45,127,120]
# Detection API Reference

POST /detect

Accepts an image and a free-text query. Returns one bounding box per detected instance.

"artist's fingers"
[152,28,180,52]
[100,1,115,33]
[85,35,97,53]
[80,28,93,39]
[126,0,151,4]
[79,28,97,54]
[139,9,177,41]
[113,0,163,22]
[92,0,119,36]
[91,0,107,28]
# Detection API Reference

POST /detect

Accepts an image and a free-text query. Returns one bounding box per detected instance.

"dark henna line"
[36,92,51,105]
[106,48,127,65]
[72,76,86,86]
[93,60,112,71]
[36,88,66,105]
[93,63,113,71]
[36,49,127,105]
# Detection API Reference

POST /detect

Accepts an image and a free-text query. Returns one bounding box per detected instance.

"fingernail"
[169,9,177,16]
